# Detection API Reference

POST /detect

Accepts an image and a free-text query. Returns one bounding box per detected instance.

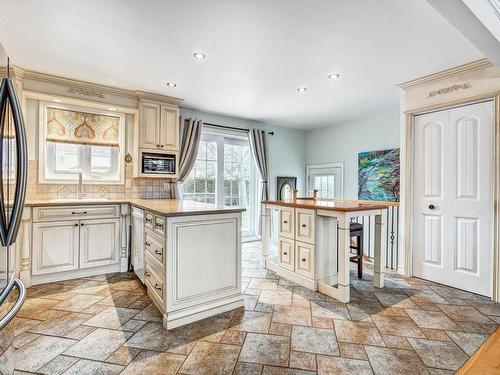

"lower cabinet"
[295,241,314,279]
[32,221,80,275]
[278,237,295,271]
[80,218,120,269]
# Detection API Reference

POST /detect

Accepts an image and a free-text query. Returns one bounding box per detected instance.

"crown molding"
[398,58,493,90]
[11,65,183,105]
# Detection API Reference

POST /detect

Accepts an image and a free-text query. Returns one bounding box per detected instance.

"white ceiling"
[0,0,484,129]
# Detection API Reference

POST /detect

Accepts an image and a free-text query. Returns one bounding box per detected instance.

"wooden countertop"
[262,198,390,212]
[25,198,245,217]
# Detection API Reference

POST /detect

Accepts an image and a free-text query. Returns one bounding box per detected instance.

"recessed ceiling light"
[297,87,307,93]
[328,73,340,80]
[166,82,177,87]
[193,52,206,60]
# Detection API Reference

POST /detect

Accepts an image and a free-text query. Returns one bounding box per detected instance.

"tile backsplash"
[27,161,174,200]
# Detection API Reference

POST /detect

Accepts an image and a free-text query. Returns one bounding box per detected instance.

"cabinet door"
[32,221,79,275]
[159,105,179,151]
[278,237,295,271]
[132,207,144,282]
[295,241,314,279]
[139,102,160,149]
[278,207,295,239]
[80,218,120,269]
[296,208,315,244]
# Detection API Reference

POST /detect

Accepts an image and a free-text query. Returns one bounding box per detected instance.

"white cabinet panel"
[296,208,315,244]
[79,218,120,269]
[278,207,294,239]
[32,221,79,275]
[278,237,294,271]
[132,207,144,283]
[139,102,160,149]
[295,241,314,279]
[160,105,179,151]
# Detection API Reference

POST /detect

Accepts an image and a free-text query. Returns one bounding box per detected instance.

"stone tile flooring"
[12,242,500,374]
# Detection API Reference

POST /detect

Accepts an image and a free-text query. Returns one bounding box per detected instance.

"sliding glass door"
[183,129,257,237]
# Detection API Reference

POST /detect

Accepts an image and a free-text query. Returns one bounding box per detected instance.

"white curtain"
[172,118,203,198]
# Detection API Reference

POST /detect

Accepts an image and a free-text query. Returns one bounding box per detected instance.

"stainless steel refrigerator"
[0,42,28,374]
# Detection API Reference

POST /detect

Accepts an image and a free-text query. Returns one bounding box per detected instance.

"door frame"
[305,162,345,198]
[402,94,500,301]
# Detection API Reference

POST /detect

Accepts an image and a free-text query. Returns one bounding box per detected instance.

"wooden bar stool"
[349,222,363,279]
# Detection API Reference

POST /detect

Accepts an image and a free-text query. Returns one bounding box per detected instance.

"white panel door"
[139,102,160,149]
[32,221,80,275]
[79,218,120,269]
[413,101,493,296]
[160,105,179,151]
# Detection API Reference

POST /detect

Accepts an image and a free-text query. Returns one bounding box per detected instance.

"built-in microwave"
[142,152,176,175]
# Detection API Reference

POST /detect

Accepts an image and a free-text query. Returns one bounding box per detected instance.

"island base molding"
[163,296,244,330]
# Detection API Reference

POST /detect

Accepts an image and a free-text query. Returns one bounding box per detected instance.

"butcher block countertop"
[262,198,393,212]
[25,198,245,217]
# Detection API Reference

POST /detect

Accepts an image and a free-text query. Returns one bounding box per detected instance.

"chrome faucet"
[77,171,85,199]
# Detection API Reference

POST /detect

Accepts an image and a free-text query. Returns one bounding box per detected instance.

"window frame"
[182,127,258,238]
[38,101,126,185]
[306,162,345,199]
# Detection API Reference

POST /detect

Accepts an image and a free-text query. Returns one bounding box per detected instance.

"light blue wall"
[180,108,307,199]
[305,110,400,199]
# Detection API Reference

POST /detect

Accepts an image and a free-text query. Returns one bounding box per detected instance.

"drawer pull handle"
[155,250,162,255]
[301,224,306,228]
[145,241,151,247]
[154,284,162,291]
[283,220,288,224]
[155,222,163,227]
[145,271,150,277]
[74,223,78,227]
[301,258,306,262]
[71,211,88,215]
[80,223,85,226]
[283,252,287,255]
[145,217,152,222]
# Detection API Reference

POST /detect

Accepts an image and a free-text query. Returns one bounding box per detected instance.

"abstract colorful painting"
[358,148,400,202]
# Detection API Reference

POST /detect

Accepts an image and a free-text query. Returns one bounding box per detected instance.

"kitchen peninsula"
[261,198,389,303]
[20,199,245,329]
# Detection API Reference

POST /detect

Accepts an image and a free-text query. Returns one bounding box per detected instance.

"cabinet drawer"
[33,205,119,222]
[145,231,164,266]
[296,208,315,244]
[153,215,165,237]
[278,207,295,239]
[144,211,154,230]
[295,241,314,279]
[278,237,295,271]
[144,263,164,303]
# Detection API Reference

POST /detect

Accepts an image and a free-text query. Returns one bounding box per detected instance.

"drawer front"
[296,208,315,244]
[153,215,165,237]
[33,205,119,222]
[145,231,164,266]
[278,207,295,239]
[144,211,154,230]
[295,241,314,279]
[144,263,164,303]
[278,237,295,271]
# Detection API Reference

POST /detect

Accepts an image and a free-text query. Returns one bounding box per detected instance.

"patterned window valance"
[46,107,120,147]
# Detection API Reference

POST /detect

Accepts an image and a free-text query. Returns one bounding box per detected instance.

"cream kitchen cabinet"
[79,218,120,269]
[139,100,179,151]
[32,220,80,275]
[31,204,121,284]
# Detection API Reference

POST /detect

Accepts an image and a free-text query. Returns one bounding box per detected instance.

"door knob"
[428,204,435,210]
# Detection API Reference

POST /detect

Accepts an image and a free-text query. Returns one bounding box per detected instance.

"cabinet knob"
[160,145,164,148]
[283,252,287,255]
[301,258,306,262]
[301,224,306,228]
[156,144,160,148]
[155,250,161,255]
[74,223,78,227]
[429,204,436,210]
[80,223,84,226]
[283,220,288,224]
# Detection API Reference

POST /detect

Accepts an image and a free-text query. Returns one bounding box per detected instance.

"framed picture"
[358,148,400,202]
[277,176,297,201]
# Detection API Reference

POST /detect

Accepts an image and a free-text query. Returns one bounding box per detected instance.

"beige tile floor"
[12,242,500,374]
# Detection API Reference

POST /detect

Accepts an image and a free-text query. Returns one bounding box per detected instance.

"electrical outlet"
[125,179,132,189]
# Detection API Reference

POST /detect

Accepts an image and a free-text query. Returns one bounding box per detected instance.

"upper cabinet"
[139,100,179,151]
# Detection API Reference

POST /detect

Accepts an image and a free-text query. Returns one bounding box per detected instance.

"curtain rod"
[203,122,274,136]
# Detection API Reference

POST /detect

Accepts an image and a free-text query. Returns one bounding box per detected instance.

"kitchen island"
[261,198,389,303]
[21,198,245,329]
